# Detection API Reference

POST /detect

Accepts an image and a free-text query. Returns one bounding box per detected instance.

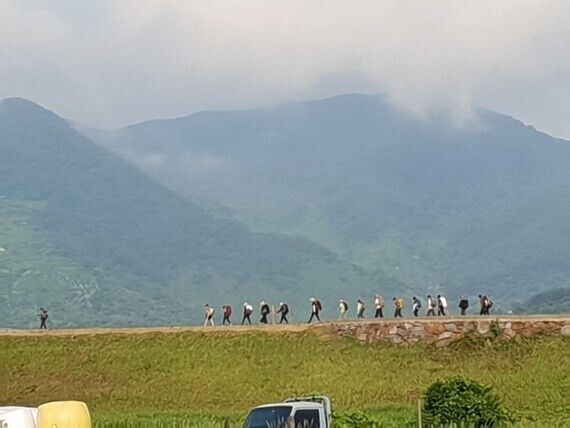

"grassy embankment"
[1,329,568,426]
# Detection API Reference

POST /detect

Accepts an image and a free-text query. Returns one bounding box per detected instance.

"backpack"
[341,302,348,311]
[487,299,493,308]
[315,300,323,311]
[416,300,422,309]
[225,306,232,316]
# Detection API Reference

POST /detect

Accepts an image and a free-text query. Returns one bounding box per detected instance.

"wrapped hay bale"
[37,401,91,428]
[0,407,37,427]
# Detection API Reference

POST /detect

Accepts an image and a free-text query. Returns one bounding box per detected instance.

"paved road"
[1,314,568,337]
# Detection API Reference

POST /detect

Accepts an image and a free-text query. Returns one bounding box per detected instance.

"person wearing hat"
[276,302,289,324]
[308,297,322,323]
[393,297,404,318]
[260,301,271,324]
[242,302,254,325]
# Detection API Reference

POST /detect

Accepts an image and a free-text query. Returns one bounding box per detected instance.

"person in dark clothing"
[412,296,421,317]
[458,296,469,315]
[276,302,289,324]
[242,302,253,325]
[260,301,271,324]
[356,299,366,319]
[479,295,492,315]
[308,297,322,323]
[39,307,49,329]
[222,305,232,325]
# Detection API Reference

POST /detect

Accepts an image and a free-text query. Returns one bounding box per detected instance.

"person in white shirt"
[338,299,349,320]
[426,295,436,316]
[412,296,422,317]
[204,304,215,326]
[374,294,385,318]
[242,302,254,325]
[437,294,448,316]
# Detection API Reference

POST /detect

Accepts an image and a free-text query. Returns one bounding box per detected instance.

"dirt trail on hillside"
[1,314,568,337]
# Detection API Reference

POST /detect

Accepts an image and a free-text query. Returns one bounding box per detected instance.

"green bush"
[422,377,515,427]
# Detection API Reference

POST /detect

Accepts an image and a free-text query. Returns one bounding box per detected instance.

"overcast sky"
[1,1,569,138]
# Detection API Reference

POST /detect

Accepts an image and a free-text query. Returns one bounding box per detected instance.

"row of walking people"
[203,294,493,326]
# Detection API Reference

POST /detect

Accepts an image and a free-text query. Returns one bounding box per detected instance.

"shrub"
[422,376,515,427]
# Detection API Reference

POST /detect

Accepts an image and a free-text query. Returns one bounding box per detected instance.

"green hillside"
[96,94,570,310]
[0,98,403,328]
[1,331,568,426]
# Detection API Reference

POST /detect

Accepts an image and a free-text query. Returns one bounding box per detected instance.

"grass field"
[1,329,568,426]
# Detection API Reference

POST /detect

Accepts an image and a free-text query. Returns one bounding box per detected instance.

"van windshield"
[243,405,293,428]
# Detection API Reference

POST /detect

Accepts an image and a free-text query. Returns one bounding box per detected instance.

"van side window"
[294,409,320,428]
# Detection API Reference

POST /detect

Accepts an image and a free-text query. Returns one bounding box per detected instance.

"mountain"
[0,97,400,328]
[91,94,570,308]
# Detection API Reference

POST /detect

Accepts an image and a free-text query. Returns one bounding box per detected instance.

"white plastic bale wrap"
[0,407,37,428]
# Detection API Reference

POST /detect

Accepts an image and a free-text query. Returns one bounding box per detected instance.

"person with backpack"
[478,295,492,315]
[222,304,233,325]
[260,301,271,324]
[437,294,448,316]
[242,302,254,325]
[479,295,492,315]
[393,297,404,318]
[204,304,215,327]
[426,295,436,316]
[276,302,289,324]
[374,294,385,318]
[356,299,366,319]
[38,307,49,329]
[308,297,322,323]
[338,299,349,320]
[412,296,422,317]
[458,296,469,316]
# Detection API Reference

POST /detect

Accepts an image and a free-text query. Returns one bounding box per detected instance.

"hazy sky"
[1,1,569,138]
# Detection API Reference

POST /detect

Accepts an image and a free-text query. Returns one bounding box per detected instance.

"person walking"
[204,304,215,327]
[260,301,271,324]
[308,297,322,323]
[426,295,436,316]
[356,299,366,319]
[437,294,448,316]
[412,296,422,317]
[479,295,492,315]
[458,296,469,316]
[374,294,385,318]
[276,302,289,324]
[393,297,404,318]
[38,307,49,329]
[222,304,232,325]
[478,295,486,315]
[242,302,254,325]
[338,299,349,320]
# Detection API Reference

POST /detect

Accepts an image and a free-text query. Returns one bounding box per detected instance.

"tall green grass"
[1,331,568,425]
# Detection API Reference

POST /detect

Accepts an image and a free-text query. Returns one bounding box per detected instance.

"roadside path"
[1,314,568,337]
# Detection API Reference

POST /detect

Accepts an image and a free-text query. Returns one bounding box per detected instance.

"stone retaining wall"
[324,317,570,346]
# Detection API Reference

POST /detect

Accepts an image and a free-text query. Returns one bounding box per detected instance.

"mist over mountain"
[0,97,396,328]
[92,94,570,310]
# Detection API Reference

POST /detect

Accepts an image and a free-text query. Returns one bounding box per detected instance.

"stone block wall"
[323,317,570,346]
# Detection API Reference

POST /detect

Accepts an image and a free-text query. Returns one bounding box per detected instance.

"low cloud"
[0,1,569,137]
